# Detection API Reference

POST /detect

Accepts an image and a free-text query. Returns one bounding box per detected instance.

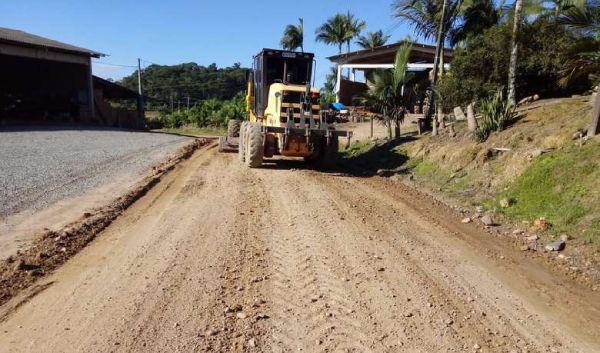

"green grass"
[158,125,226,137]
[497,142,600,244]
[339,139,376,158]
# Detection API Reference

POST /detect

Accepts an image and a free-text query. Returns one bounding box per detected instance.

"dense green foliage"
[438,18,585,110]
[148,93,245,129]
[120,63,247,109]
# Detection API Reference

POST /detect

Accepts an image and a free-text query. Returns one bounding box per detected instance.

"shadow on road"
[258,136,417,178]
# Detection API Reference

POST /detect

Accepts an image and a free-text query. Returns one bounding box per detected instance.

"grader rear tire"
[227,119,240,138]
[245,122,264,168]
[238,121,247,162]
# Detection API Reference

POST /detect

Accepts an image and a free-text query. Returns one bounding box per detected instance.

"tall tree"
[342,11,367,53]
[448,0,500,46]
[315,14,349,54]
[363,43,415,138]
[356,30,391,49]
[281,18,304,52]
[393,0,464,43]
[393,0,464,81]
[507,0,524,106]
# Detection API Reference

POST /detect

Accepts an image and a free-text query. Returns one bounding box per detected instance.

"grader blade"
[218,136,239,153]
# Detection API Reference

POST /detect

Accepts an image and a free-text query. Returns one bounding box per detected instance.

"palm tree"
[281,18,304,52]
[393,0,464,43]
[356,30,391,49]
[315,14,348,54]
[342,12,366,53]
[559,0,600,35]
[448,0,500,46]
[507,0,524,106]
[393,0,464,82]
[363,42,415,139]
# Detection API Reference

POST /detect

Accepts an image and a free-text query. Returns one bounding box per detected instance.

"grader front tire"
[245,122,264,168]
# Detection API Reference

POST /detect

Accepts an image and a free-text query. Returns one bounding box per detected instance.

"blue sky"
[1,0,419,87]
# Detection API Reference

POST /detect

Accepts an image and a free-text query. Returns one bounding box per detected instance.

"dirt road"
[1,143,599,352]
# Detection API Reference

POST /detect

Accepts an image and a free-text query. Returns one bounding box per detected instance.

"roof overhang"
[0,27,105,58]
[93,76,139,99]
[327,40,452,65]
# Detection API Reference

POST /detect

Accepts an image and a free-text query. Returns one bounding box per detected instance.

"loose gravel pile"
[0,126,192,216]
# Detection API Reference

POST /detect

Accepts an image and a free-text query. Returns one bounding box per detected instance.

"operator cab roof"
[255,49,314,60]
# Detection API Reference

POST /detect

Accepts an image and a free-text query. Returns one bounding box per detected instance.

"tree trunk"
[394,119,401,139]
[467,102,478,131]
[432,111,439,136]
[424,0,447,126]
[437,106,445,129]
[507,0,523,107]
[346,41,352,77]
[590,92,600,136]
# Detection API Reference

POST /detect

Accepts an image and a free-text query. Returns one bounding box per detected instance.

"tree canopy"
[119,62,248,108]
[281,18,304,52]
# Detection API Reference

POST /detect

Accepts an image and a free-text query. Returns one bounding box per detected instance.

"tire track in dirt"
[258,168,380,352]
[276,169,480,352]
[310,171,600,352]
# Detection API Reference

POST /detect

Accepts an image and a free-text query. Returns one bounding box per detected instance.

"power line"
[383,21,403,36]
[92,60,137,68]
[140,58,162,66]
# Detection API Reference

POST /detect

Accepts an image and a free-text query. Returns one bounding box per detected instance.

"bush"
[475,90,516,142]
[159,93,246,129]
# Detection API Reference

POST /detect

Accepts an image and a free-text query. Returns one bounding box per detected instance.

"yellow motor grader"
[219,49,352,168]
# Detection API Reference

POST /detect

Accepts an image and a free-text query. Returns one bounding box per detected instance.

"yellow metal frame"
[246,79,321,157]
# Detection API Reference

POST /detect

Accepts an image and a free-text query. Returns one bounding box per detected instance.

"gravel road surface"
[0,127,192,216]
[0,144,598,352]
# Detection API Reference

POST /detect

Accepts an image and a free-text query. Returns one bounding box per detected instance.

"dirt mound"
[0,138,210,307]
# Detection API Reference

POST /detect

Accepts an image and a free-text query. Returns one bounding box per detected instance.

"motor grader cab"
[219,48,352,168]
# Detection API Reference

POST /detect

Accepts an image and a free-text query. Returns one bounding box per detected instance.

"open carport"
[0,28,103,124]
[0,27,143,127]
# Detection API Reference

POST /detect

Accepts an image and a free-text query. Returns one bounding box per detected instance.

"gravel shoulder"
[0,127,193,259]
[0,146,598,352]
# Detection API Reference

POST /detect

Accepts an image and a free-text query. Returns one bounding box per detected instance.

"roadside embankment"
[340,96,600,286]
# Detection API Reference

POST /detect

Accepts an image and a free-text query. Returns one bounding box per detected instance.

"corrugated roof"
[0,27,104,57]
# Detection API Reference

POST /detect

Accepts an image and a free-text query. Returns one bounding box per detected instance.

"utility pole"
[137,58,145,128]
[170,91,174,113]
[425,0,447,126]
[187,94,190,110]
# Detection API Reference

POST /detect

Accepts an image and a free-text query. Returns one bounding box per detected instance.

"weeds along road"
[0,143,599,353]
